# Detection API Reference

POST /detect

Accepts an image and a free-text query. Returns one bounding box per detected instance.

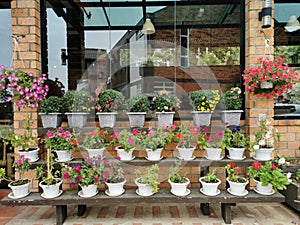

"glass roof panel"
[84,7,108,26]
[275,3,300,23]
[105,7,143,26]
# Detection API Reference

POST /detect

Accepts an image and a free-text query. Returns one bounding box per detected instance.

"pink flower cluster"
[0,65,49,108]
[242,56,299,99]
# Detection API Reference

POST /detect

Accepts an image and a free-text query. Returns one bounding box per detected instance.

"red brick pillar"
[11,0,41,191]
[245,0,275,149]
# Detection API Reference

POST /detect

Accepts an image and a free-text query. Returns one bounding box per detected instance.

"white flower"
[266,120,271,125]
[258,140,265,146]
[265,131,272,139]
[253,144,260,150]
[15,135,18,140]
[278,157,286,165]
[286,172,292,183]
[164,106,168,110]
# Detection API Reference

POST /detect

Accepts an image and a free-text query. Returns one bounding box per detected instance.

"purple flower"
[128,137,134,145]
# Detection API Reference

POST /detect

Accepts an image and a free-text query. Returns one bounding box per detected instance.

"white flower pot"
[220,110,243,126]
[8,179,31,199]
[127,112,146,128]
[156,112,175,127]
[254,179,274,195]
[254,147,274,161]
[177,146,195,160]
[105,179,126,196]
[18,148,39,163]
[228,147,245,160]
[79,184,98,197]
[135,178,154,196]
[168,178,190,196]
[205,147,222,160]
[226,177,248,196]
[199,177,221,196]
[146,148,163,161]
[66,112,89,128]
[116,146,134,161]
[55,150,72,162]
[192,111,212,126]
[97,112,118,128]
[86,148,105,158]
[39,113,63,128]
[39,178,63,198]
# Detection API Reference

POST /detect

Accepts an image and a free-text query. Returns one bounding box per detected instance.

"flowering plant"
[197,127,210,150]
[222,126,248,148]
[0,155,31,185]
[221,87,242,110]
[0,66,49,108]
[153,90,181,112]
[251,118,280,151]
[63,157,103,187]
[242,56,300,99]
[113,129,139,152]
[188,89,220,112]
[140,125,175,150]
[101,156,125,183]
[125,94,151,112]
[225,162,247,183]
[44,127,78,152]
[247,161,290,191]
[81,128,109,149]
[65,90,93,112]
[176,123,200,148]
[96,89,124,112]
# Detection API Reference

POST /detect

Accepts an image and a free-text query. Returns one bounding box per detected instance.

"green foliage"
[125,94,150,112]
[222,126,248,149]
[188,89,220,112]
[102,157,125,183]
[40,96,65,114]
[225,162,247,183]
[248,161,290,191]
[169,161,187,183]
[81,128,109,149]
[197,127,210,150]
[221,87,243,110]
[153,91,181,112]
[96,89,124,112]
[65,90,92,112]
[283,82,300,104]
[114,129,139,152]
[296,169,300,182]
[203,169,218,183]
[135,164,160,193]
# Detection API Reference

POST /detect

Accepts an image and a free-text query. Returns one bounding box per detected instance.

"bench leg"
[56,205,67,225]
[200,203,210,215]
[221,203,231,224]
[78,204,87,216]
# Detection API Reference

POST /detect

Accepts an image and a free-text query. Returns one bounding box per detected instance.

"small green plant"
[222,126,248,149]
[135,164,160,193]
[203,169,218,183]
[96,89,124,112]
[40,96,65,114]
[65,90,93,112]
[188,89,220,112]
[169,161,187,183]
[225,162,247,183]
[125,94,150,112]
[221,87,242,110]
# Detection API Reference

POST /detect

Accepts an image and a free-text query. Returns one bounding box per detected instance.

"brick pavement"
[0,189,299,225]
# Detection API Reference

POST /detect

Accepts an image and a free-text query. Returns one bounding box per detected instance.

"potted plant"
[225,162,248,196]
[203,128,226,160]
[248,161,290,195]
[168,161,190,196]
[65,90,93,128]
[242,56,299,99]
[62,157,103,198]
[81,128,110,158]
[0,155,31,199]
[101,156,126,196]
[113,129,139,161]
[199,169,221,196]
[44,127,78,162]
[125,94,151,128]
[223,125,248,160]
[251,117,280,161]
[220,87,243,126]
[140,125,175,161]
[153,90,181,126]
[36,147,63,198]
[188,89,220,126]
[0,114,40,162]
[96,89,124,128]
[176,123,200,160]
[39,96,65,128]
[135,164,159,196]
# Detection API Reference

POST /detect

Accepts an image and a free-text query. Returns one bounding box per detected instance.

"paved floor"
[0,189,299,225]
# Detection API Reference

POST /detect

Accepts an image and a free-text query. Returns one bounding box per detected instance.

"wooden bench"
[0,188,285,225]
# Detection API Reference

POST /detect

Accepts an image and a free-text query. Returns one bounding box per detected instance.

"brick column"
[11,0,41,191]
[245,0,274,145]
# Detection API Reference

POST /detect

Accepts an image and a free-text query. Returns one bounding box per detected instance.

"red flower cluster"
[242,56,299,99]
